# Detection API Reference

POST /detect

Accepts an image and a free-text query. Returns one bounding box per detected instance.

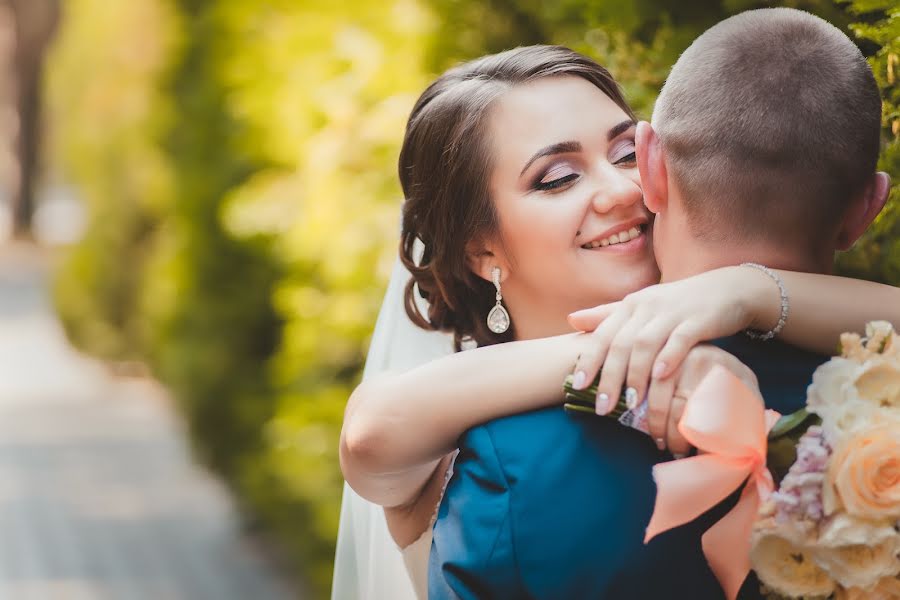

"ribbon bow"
[644,366,781,600]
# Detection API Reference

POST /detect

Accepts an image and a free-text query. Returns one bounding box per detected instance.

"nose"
[589,165,642,214]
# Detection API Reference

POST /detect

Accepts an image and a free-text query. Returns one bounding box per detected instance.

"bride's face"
[483,75,659,337]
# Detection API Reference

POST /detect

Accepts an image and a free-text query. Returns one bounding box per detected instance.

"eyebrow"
[607,119,636,142]
[519,119,637,177]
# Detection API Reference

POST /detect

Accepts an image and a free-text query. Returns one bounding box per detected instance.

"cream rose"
[812,513,900,588]
[818,513,899,547]
[813,535,899,590]
[807,357,862,416]
[854,359,900,411]
[835,576,900,600]
[825,423,900,520]
[751,525,835,598]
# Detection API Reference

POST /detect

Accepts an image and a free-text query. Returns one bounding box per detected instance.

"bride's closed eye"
[533,163,580,192]
[611,141,637,166]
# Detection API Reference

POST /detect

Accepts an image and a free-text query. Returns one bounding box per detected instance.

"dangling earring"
[486,266,511,334]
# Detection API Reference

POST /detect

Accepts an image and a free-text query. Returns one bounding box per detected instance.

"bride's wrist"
[730,265,779,332]
[740,264,788,337]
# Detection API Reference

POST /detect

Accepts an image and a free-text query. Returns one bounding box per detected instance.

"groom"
[429,8,890,600]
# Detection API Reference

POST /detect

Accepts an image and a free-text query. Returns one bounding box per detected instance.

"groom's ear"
[836,171,891,251]
[635,121,668,214]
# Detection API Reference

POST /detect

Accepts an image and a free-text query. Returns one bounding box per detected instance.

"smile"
[580,223,648,249]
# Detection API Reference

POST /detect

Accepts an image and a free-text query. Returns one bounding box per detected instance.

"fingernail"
[655,437,666,451]
[625,387,639,410]
[652,361,667,379]
[572,371,586,390]
[673,452,688,459]
[596,393,609,415]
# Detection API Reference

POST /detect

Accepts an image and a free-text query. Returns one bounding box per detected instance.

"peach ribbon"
[644,366,781,600]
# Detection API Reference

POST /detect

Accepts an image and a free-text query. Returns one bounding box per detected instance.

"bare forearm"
[340,333,583,506]
[750,270,899,352]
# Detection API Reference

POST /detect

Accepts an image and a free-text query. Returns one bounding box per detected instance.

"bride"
[333,45,896,598]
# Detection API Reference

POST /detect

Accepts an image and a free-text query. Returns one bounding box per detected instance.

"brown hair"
[398,45,634,350]
[653,8,882,252]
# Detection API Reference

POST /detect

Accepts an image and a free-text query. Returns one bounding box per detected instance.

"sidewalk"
[0,243,297,600]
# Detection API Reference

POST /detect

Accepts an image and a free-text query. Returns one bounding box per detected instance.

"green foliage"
[211,2,435,592]
[50,0,433,596]
[46,1,900,599]
[835,0,900,284]
[46,0,179,359]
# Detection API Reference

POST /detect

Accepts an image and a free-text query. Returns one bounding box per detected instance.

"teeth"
[581,224,644,249]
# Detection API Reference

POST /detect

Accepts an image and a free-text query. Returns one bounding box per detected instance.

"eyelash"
[533,150,636,191]
[534,173,579,191]
[616,151,637,165]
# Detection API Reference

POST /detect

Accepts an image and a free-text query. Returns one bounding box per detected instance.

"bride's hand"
[652,344,760,454]
[567,265,776,414]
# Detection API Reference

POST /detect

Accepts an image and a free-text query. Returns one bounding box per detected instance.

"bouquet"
[562,321,900,600]
[751,322,900,599]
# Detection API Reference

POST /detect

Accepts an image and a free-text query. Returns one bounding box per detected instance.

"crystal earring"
[486,266,511,334]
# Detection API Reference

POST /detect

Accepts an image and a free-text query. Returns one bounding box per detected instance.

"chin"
[564,254,660,306]
[608,267,660,302]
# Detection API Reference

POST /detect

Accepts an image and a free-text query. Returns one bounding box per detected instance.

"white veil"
[331,253,455,599]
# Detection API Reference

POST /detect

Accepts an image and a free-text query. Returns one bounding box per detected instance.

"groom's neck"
[659,232,832,283]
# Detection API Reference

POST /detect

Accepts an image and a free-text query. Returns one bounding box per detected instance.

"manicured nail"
[572,370,586,390]
[625,387,639,410]
[652,361,667,379]
[596,393,610,415]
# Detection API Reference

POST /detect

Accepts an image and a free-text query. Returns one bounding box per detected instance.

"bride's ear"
[465,237,509,283]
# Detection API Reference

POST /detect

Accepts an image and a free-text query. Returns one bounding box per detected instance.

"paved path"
[0,243,297,600]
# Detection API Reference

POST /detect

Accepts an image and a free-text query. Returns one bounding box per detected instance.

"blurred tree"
[143,0,286,484]
[47,0,178,359]
[211,1,435,592]
[6,0,59,237]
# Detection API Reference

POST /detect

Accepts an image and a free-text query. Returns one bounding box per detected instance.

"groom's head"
[639,8,890,277]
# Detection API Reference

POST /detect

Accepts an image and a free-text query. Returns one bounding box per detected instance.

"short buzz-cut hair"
[652,8,882,251]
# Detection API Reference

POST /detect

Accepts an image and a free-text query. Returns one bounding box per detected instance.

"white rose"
[853,357,900,412]
[808,358,862,416]
[807,358,875,443]
[817,513,898,547]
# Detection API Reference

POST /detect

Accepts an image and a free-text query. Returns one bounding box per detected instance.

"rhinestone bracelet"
[740,262,789,341]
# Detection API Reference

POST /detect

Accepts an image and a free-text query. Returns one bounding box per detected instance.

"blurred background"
[0,0,895,598]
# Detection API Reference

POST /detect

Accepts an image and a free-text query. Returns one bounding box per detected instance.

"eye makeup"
[532,163,580,191]
[610,139,637,165]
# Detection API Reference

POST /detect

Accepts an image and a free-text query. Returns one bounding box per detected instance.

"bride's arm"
[569,267,900,407]
[755,270,898,353]
[340,333,586,508]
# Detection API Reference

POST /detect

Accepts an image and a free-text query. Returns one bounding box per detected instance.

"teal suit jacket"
[429,337,827,599]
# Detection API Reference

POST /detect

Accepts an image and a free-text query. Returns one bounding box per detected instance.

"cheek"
[497,197,582,264]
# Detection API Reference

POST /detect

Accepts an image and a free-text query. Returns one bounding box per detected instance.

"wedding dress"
[331,255,455,600]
